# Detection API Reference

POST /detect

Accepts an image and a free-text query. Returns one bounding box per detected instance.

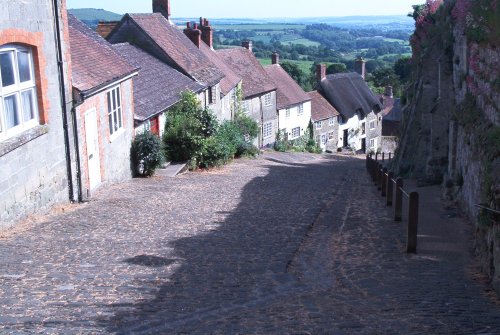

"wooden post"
[375,153,379,161]
[381,168,388,197]
[389,153,392,160]
[386,172,394,206]
[382,152,385,162]
[407,192,419,253]
[377,165,383,190]
[395,178,403,221]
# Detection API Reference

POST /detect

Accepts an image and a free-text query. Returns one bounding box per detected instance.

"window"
[264,93,272,107]
[338,116,345,125]
[263,122,273,139]
[207,86,216,105]
[241,100,249,113]
[297,104,304,116]
[285,108,290,118]
[291,126,300,139]
[329,117,335,126]
[315,121,322,129]
[370,138,376,148]
[321,134,327,145]
[0,45,38,140]
[107,86,123,137]
[369,120,376,130]
[361,122,366,135]
[328,131,335,140]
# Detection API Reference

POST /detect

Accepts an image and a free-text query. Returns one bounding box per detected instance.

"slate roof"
[379,96,403,121]
[307,91,339,122]
[115,13,224,87]
[264,64,310,110]
[68,14,137,94]
[319,72,381,119]
[217,47,276,99]
[112,43,205,122]
[199,43,240,96]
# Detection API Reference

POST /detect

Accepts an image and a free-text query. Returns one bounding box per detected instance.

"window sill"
[0,125,48,157]
[109,128,125,143]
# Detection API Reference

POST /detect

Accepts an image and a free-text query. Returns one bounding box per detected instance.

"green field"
[259,58,315,74]
[213,24,306,31]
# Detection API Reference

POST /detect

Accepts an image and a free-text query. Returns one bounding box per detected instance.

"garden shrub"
[131,131,164,177]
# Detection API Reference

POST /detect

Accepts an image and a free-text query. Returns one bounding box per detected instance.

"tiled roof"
[124,13,224,86]
[96,21,120,39]
[319,72,381,119]
[217,47,276,98]
[199,43,240,96]
[307,91,339,122]
[379,96,403,121]
[112,43,205,121]
[264,64,310,110]
[68,14,136,93]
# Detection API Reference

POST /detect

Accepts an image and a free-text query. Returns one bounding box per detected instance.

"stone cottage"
[264,53,311,142]
[69,14,138,197]
[308,91,340,152]
[112,43,204,137]
[217,41,278,148]
[316,64,381,152]
[184,18,242,122]
[106,1,225,120]
[0,0,75,226]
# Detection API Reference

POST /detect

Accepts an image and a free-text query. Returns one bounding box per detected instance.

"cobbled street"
[1,152,500,334]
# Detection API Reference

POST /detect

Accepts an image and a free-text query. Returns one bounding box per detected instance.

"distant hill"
[68,8,122,29]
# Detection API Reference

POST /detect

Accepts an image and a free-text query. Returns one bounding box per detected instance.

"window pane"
[0,52,15,87]
[21,90,35,121]
[112,89,116,110]
[4,95,19,129]
[117,107,122,128]
[108,113,113,135]
[116,87,121,108]
[17,51,31,83]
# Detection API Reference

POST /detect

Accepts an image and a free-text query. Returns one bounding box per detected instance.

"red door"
[150,116,159,136]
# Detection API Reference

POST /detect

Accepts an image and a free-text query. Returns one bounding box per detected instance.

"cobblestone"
[0,152,499,334]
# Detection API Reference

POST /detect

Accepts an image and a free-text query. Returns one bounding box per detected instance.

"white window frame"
[291,126,300,139]
[263,122,273,139]
[328,131,334,140]
[321,134,327,145]
[329,117,335,126]
[285,108,290,118]
[315,121,322,129]
[107,85,123,140]
[370,138,376,148]
[369,120,376,130]
[297,104,304,116]
[264,93,272,107]
[241,100,250,114]
[0,45,39,141]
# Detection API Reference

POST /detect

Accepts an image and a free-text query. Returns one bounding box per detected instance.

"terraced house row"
[0,0,401,227]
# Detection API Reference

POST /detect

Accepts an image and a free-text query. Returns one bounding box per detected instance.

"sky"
[66,0,418,18]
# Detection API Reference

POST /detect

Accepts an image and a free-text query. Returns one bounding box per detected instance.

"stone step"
[157,162,188,177]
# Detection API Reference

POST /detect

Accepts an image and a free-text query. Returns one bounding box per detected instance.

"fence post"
[386,172,394,206]
[375,153,379,161]
[381,168,388,197]
[407,192,419,253]
[377,164,383,190]
[389,153,392,160]
[382,152,385,162]
[395,178,403,222]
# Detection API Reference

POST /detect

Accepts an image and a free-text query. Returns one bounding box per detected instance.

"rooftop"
[264,64,310,110]
[307,91,339,122]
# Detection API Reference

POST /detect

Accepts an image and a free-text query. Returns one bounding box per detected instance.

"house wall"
[0,0,74,227]
[338,114,367,151]
[313,116,338,152]
[381,136,398,154]
[365,111,382,152]
[244,91,277,147]
[76,79,135,197]
[220,86,238,121]
[278,101,312,140]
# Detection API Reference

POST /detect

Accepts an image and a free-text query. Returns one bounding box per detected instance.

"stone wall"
[0,0,74,227]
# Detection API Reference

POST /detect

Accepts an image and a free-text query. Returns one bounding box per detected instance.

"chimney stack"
[316,63,326,82]
[271,52,279,65]
[153,0,170,20]
[184,22,202,48]
[242,40,253,53]
[199,17,214,49]
[354,58,366,80]
[385,86,393,98]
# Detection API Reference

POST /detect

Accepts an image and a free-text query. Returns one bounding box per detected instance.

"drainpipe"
[71,103,83,202]
[52,0,81,202]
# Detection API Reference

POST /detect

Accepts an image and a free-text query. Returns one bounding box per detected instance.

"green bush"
[131,131,164,177]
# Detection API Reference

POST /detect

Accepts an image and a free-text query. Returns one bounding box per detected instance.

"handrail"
[475,204,500,215]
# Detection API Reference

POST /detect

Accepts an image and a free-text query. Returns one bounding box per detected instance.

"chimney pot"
[242,40,253,53]
[152,0,170,20]
[272,52,279,65]
[194,23,199,29]
[316,64,326,82]
[186,22,191,29]
[184,27,202,48]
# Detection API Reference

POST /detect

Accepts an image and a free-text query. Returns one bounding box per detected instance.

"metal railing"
[366,154,419,253]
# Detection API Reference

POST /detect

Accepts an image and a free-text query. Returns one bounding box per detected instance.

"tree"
[326,63,348,75]
[394,56,412,83]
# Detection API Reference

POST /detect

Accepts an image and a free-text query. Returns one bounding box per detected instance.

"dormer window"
[0,45,39,141]
[264,93,272,107]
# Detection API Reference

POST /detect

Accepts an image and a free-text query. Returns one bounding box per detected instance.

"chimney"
[316,63,326,82]
[242,40,253,53]
[354,58,366,80]
[271,52,279,65]
[153,0,170,20]
[199,17,213,49]
[385,86,393,98]
[184,22,202,48]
